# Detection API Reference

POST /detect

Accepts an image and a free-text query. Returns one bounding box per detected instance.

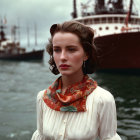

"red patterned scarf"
[43,75,97,112]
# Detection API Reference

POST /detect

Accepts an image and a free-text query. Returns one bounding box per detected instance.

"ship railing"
[75,15,140,26]
[121,26,140,32]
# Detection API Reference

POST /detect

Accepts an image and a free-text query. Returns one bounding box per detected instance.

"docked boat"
[72,0,140,73]
[0,23,44,61]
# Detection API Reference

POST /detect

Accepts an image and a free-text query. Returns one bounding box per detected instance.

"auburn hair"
[46,20,98,75]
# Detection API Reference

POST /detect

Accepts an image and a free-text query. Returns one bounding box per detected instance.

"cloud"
[0,0,73,44]
[0,0,73,24]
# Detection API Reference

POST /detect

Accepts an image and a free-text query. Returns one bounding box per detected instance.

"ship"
[72,0,140,73]
[0,22,44,61]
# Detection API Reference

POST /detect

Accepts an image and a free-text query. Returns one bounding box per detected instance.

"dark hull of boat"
[94,31,140,71]
[0,50,44,61]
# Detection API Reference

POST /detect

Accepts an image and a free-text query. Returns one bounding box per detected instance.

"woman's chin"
[60,72,72,76]
[59,70,74,76]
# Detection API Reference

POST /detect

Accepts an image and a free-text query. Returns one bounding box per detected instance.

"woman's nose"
[60,50,67,60]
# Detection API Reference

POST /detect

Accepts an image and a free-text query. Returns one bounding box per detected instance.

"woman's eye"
[53,48,61,52]
[68,48,76,52]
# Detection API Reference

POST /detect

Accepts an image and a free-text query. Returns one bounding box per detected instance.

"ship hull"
[0,50,44,61]
[94,31,140,71]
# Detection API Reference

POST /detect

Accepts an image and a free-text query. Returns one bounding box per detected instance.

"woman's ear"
[84,54,88,61]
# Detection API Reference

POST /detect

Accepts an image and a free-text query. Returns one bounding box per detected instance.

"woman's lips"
[59,64,70,69]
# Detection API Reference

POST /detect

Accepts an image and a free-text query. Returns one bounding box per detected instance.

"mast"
[0,18,6,41]
[27,25,30,47]
[11,25,19,43]
[72,0,77,18]
[17,18,20,43]
[125,0,133,27]
[34,22,38,46]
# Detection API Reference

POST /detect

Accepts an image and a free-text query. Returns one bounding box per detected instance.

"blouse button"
[63,120,66,123]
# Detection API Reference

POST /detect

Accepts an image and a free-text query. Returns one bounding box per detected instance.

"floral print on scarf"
[43,75,97,112]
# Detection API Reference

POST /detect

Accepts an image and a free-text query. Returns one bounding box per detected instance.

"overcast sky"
[0,0,140,47]
[0,0,76,46]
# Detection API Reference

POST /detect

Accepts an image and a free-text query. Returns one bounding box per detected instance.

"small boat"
[72,0,140,73]
[0,23,44,61]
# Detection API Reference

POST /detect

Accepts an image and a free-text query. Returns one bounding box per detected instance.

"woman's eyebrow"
[66,45,77,48]
[53,46,60,48]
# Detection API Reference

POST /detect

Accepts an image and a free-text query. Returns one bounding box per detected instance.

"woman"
[31,21,121,140]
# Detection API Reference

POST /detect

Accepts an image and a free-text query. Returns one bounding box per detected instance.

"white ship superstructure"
[75,14,140,37]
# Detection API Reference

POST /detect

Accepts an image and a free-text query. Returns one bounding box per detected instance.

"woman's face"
[52,32,88,76]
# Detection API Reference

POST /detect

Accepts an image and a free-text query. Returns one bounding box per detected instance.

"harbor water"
[0,53,140,140]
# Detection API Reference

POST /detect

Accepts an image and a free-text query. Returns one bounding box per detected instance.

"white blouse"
[31,86,121,140]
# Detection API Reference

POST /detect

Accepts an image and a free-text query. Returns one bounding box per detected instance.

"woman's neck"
[61,72,84,93]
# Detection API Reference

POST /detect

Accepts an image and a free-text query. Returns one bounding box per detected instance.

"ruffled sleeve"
[97,88,121,140]
[31,90,45,140]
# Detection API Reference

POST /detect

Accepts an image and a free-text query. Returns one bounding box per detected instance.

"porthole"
[106,27,109,30]
[99,27,102,30]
